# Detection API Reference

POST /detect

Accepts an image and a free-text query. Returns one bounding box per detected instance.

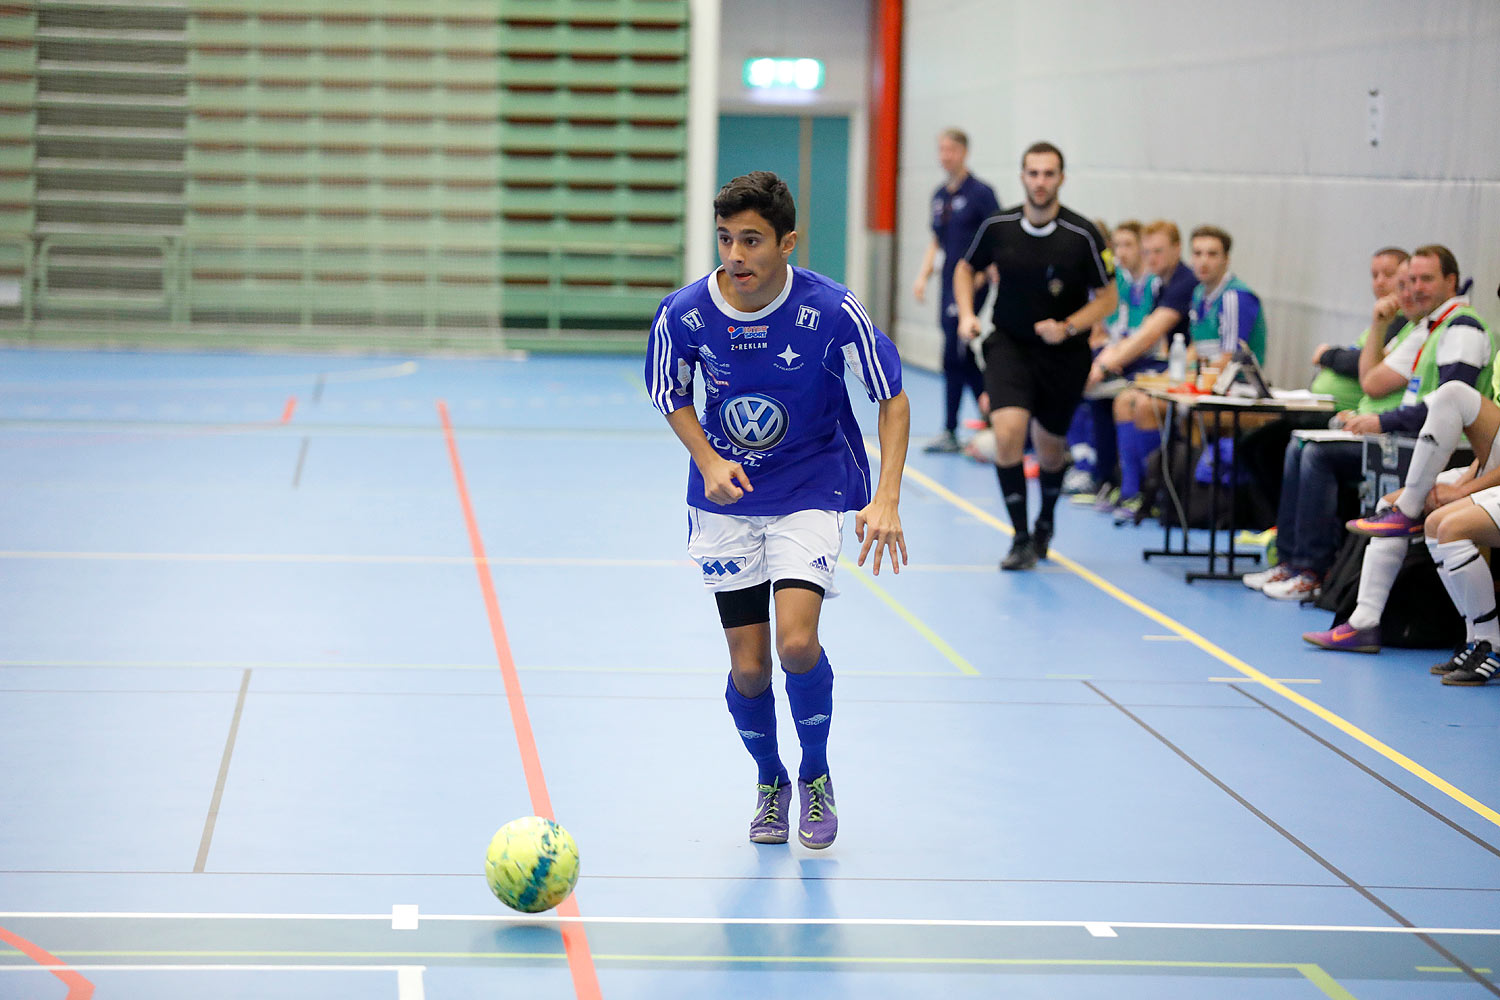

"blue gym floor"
[2,346,1499,1000]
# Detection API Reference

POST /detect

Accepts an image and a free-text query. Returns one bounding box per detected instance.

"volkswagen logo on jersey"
[720,393,788,451]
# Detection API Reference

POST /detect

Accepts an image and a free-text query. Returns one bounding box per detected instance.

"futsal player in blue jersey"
[645,171,911,849]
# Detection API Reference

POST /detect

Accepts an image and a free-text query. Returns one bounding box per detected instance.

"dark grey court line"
[1230,682,1500,859]
[291,436,310,488]
[1084,680,1500,997]
[311,373,326,405]
[195,668,251,874]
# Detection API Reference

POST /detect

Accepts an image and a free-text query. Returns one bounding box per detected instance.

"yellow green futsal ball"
[484,816,580,913]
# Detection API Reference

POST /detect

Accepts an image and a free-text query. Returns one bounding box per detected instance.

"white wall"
[899,0,1500,387]
[717,0,871,115]
[712,0,872,297]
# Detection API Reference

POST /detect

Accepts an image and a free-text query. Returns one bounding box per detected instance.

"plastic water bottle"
[1168,333,1187,384]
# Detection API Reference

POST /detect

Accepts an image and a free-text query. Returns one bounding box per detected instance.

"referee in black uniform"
[954,141,1117,571]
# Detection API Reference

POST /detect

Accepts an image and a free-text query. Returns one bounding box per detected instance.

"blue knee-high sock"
[1117,423,1142,501]
[783,649,834,781]
[725,676,788,787]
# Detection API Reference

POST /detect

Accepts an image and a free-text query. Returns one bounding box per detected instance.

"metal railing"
[0,231,681,336]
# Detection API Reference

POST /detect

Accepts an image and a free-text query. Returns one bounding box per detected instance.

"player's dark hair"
[941,128,969,148]
[1412,243,1459,280]
[1373,246,1409,264]
[1191,224,1233,255]
[714,171,796,241]
[1021,141,1064,172]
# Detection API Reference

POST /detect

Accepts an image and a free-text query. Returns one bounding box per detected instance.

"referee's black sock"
[1037,466,1066,528]
[996,463,1030,541]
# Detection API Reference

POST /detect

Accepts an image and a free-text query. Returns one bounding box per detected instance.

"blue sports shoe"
[797,774,838,849]
[749,779,791,844]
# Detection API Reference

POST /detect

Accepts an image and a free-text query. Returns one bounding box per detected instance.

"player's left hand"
[1034,319,1068,345]
[855,498,907,576]
[1430,480,1466,510]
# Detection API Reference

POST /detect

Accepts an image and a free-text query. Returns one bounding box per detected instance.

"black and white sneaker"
[1431,640,1482,676]
[1442,642,1500,686]
[1000,537,1038,571]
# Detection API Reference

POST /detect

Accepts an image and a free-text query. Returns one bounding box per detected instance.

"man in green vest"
[1247,254,1426,600]
[1303,244,1500,653]
[1308,248,1410,412]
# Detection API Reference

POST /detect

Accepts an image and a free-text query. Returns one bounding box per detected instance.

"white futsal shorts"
[686,507,843,598]
[1470,484,1500,529]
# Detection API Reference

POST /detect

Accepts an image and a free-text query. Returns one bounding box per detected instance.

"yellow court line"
[894,461,1500,832]
[623,372,651,400]
[838,556,979,676]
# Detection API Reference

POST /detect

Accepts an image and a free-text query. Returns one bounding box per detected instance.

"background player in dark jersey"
[646,171,910,849]
[912,128,1001,453]
[954,142,1117,570]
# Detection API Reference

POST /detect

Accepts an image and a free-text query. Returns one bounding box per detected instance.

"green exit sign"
[743,58,825,91]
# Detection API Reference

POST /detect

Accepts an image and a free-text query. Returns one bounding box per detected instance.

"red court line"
[437,399,603,1000]
[279,396,297,424]
[0,925,94,999]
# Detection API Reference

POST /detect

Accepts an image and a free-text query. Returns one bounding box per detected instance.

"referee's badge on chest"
[1048,278,1064,297]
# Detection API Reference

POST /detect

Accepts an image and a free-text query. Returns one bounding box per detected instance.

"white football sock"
[1396,382,1481,519]
[1348,536,1408,630]
[1428,537,1483,643]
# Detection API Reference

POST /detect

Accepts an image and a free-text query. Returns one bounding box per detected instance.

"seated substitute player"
[1301,245,1498,653]
[954,141,1118,570]
[1415,477,1500,685]
[1184,225,1267,366]
[1087,219,1196,523]
[645,171,910,849]
[1068,219,1156,508]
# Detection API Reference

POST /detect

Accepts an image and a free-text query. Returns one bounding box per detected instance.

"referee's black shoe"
[1032,520,1053,561]
[1001,537,1038,571]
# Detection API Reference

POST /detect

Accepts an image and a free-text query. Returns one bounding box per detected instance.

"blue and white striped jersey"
[646,265,903,516]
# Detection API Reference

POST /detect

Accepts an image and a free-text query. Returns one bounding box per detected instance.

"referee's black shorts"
[982,333,1091,437]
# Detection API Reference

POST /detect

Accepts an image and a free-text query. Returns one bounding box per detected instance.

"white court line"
[397,965,425,1000]
[0,551,989,573]
[0,361,421,392]
[0,551,691,567]
[3,911,1499,936]
[0,965,424,973]
[1084,923,1118,938]
[391,905,419,931]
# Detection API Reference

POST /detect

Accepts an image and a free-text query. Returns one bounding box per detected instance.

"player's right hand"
[1372,293,1400,327]
[957,314,981,341]
[912,274,928,304]
[702,457,753,505]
